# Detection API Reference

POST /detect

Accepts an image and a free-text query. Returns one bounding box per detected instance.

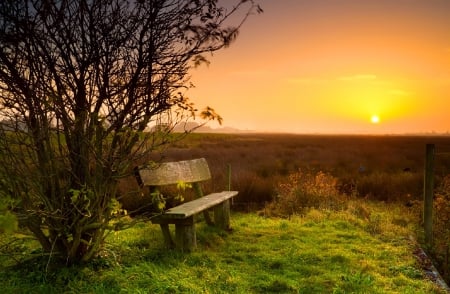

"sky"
[189,0,450,134]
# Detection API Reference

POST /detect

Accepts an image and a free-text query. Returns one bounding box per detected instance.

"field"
[2,133,450,292]
[121,133,450,211]
[119,133,450,284]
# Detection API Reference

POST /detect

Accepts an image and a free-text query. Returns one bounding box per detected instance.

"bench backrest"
[136,158,211,187]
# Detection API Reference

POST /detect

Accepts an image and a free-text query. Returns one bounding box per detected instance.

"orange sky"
[189,0,450,134]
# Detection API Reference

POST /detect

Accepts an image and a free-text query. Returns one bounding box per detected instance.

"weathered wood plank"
[138,158,211,186]
[151,191,238,222]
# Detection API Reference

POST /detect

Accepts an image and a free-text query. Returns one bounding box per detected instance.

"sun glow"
[371,115,380,124]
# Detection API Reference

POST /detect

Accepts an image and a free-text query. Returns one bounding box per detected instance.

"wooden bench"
[135,158,238,251]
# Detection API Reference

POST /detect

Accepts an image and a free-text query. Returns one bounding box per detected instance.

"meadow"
[0,204,446,293]
[119,133,450,287]
[2,133,450,292]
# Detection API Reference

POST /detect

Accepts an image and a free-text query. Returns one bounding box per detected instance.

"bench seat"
[151,191,238,221]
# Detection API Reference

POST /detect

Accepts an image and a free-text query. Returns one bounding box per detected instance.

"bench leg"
[202,210,214,226]
[175,216,196,252]
[160,224,175,248]
[214,199,231,230]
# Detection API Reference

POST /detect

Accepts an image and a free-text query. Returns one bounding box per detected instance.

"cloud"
[287,74,380,85]
[389,89,411,96]
[232,69,271,77]
[287,78,326,85]
[338,74,377,81]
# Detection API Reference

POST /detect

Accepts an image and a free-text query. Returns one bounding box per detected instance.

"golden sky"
[189,0,450,134]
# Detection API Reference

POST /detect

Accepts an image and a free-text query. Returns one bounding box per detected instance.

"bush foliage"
[265,170,347,217]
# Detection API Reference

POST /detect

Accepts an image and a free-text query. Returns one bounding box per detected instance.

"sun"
[371,115,380,124]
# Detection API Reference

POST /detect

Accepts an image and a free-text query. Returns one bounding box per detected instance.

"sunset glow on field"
[190,0,450,134]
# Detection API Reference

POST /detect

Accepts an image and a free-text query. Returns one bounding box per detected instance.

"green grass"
[0,202,445,293]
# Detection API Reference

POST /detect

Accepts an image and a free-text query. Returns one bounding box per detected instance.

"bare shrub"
[0,0,261,263]
[265,170,347,218]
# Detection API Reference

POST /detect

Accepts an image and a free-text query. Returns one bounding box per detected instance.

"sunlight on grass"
[0,202,445,293]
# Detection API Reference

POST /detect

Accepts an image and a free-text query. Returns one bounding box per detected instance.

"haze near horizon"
[189,0,450,134]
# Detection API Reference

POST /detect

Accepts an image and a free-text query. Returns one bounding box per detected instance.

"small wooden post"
[227,164,231,191]
[424,143,435,247]
[227,164,233,206]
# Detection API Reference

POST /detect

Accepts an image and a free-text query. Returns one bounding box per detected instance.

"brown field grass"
[120,133,450,211]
